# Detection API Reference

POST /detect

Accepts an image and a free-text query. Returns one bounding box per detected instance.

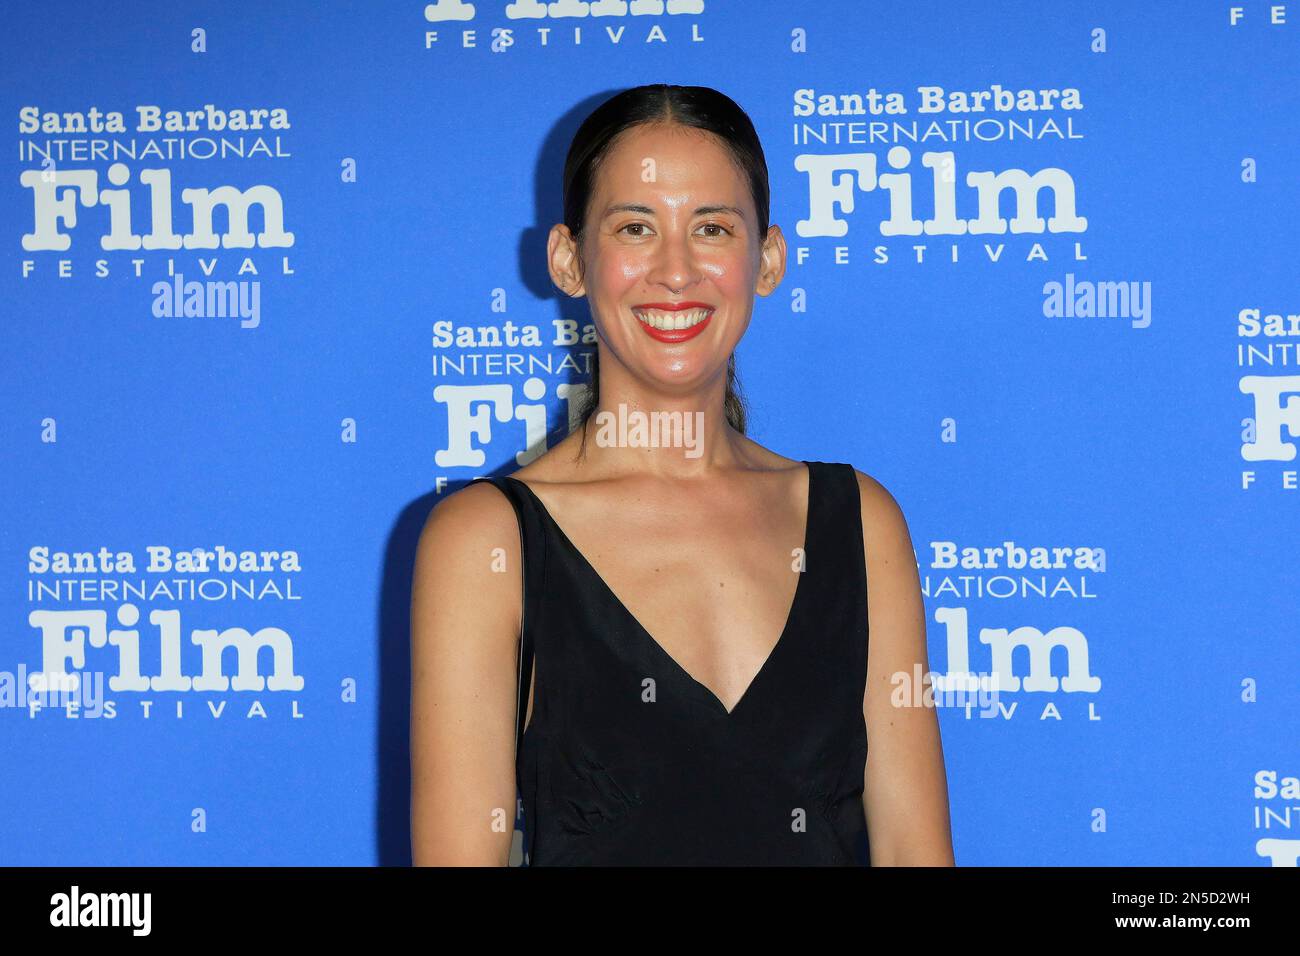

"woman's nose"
[647,234,700,290]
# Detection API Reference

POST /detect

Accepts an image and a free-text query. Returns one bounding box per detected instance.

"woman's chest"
[538,500,809,715]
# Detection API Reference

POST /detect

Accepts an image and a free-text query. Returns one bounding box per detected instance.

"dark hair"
[559,84,770,452]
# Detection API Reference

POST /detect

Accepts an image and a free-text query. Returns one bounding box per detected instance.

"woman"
[411,84,954,866]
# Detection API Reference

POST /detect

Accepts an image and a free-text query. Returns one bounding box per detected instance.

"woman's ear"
[548,223,587,298]
[755,224,787,296]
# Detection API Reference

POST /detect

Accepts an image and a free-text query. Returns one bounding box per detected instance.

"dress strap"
[804,461,869,596]
[466,476,545,777]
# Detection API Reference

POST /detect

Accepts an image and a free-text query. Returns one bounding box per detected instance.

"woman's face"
[552,122,783,403]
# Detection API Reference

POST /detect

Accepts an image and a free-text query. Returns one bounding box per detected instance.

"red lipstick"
[632,301,714,344]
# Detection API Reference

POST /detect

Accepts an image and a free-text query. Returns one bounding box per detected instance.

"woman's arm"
[410,482,524,866]
[856,470,956,866]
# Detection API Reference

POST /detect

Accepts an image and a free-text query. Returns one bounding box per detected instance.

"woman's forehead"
[594,131,749,205]
[607,122,728,160]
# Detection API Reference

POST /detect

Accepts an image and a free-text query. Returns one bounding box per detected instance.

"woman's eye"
[617,222,730,237]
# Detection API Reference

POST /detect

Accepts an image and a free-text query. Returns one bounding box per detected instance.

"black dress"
[470,460,871,866]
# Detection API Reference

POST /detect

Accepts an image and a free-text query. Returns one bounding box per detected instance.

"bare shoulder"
[416,479,522,566]
[412,480,523,629]
[851,468,928,690]
[851,468,910,532]
[850,468,919,571]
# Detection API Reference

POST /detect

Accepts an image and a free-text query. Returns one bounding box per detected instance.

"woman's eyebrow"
[601,202,745,218]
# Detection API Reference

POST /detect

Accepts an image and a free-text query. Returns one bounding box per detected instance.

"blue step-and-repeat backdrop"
[2,1,1296,866]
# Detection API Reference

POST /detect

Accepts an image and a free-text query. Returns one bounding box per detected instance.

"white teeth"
[633,308,711,331]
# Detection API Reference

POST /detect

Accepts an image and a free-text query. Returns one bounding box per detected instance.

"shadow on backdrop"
[374,90,620,866]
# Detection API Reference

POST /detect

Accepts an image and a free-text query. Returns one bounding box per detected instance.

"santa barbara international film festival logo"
[788,82,1089,267]
[18,102,296,330]
[3,545,306,723]
[916,538,1105,725]
[423,0,708,52]
[786,79,1167,329]
[1237,304,1300,493]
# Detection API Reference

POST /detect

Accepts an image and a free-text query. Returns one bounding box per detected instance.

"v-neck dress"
[470,460,871,866]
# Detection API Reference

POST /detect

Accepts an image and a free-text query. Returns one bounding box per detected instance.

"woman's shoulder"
[838,464,917,568]
[844,465,903,516]
[417,475,523,568]
[734,440,915,559]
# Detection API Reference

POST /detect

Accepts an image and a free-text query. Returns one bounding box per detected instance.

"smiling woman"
[410,83,955,867]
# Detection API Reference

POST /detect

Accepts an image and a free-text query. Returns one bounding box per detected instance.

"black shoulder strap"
[811,461,868,588]
[834,461,869,593]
